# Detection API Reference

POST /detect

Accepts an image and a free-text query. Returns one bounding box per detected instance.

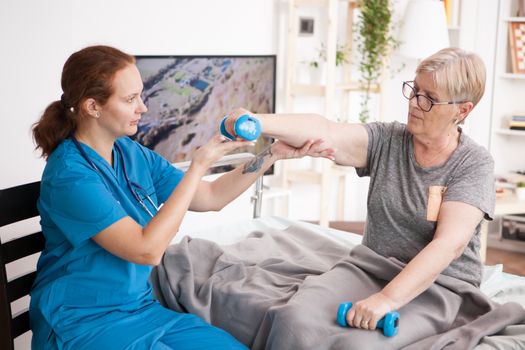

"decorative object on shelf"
[299,17,315,36]
[356,0,398,123]
[304,43,351,84]
[397,0,450,60]
[443,0,461,28]
[518,0,525,17]
[516,181,525,200]
[508,21,525,74]
[508,113,525,130]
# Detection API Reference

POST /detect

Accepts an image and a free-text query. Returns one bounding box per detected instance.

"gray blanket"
[151,224,525,350]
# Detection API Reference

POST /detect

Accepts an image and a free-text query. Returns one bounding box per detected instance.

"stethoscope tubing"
[70,136,159,218]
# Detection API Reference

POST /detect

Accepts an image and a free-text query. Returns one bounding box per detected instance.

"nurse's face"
[99,64,148,137]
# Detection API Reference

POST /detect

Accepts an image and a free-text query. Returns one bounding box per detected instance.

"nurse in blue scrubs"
[30,45,334,350]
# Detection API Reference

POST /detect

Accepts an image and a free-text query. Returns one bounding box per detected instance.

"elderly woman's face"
[406,72,458,138]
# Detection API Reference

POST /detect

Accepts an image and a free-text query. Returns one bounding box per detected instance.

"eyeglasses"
[402,81,466,112]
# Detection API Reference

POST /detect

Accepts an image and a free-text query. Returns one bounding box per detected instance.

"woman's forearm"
[256,113,333,148]
[207,146,276,210]
[141,162,207,262]
[381,239,459,309]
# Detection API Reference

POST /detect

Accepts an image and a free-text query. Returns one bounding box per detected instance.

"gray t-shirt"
[356,121,495,286]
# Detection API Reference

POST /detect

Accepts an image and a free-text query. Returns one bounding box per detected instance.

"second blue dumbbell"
[220,114,261,141]
[337,302,400,337]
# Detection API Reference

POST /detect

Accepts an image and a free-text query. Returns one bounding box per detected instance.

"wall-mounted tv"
[134,55,276,174]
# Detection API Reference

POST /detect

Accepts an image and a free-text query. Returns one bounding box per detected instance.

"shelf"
[294,0,356,6]
[487,234,525,253]
[495,194,525,216]
[500,73,525,80]
[503,17,525,22]
[494,128,525,137]
[285,169,322,184]
[291,82,380,96]
[262,187,291,200]
[294,0,327,6]
[331,163,354,175]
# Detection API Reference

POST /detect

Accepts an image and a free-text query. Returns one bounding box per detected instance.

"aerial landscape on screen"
[135,56,275,167]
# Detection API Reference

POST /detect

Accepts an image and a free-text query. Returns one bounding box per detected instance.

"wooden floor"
[308,220,525,277]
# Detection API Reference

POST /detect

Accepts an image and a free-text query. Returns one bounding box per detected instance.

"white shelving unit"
[279,0,387,227]
[490,0,525,176]
[487,0,525,252]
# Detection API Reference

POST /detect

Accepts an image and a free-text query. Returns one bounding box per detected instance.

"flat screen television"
[134,55,276,174]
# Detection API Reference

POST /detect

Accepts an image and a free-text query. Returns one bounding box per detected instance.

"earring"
[95,112,100,118]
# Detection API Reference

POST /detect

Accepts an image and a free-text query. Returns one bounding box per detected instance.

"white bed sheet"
[174,215,525,308]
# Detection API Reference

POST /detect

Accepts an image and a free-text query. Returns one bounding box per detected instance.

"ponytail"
[33,100,77,158]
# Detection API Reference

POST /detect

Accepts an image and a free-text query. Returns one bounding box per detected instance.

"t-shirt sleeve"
[138,144,185,204]
[355,122,399,177]
[39,166,128,247]
[443,149,495,221]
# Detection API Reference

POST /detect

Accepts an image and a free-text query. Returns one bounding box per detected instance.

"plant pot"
[308,63,325,85]
[516,187,525,200]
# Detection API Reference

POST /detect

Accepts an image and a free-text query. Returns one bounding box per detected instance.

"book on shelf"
[506,114,525,129]
[511,115,525,121]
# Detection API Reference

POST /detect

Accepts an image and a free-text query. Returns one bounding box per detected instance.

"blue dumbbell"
[337,302,400,337]
[220,114,261,141]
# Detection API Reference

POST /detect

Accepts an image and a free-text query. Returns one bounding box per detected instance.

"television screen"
[134,55,276,174]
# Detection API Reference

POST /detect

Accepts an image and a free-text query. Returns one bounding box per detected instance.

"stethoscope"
[71,136,159,218]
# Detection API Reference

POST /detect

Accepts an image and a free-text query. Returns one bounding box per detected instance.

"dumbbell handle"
[336,302,400,337]
[220,114,261,141]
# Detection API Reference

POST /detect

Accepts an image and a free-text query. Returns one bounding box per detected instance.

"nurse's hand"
[345,292,396,331]
[191,133,251,171]
[271,139,336,161]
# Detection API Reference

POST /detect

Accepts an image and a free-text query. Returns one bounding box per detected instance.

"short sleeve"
[39,167,127,247]
[137,143,185,204]
[443,150,495,221]
[355,122,401,177]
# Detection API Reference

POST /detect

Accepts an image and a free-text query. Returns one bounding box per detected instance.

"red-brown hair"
[32,45,135,158]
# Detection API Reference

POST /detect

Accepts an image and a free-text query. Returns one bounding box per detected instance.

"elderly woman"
[224,47,494,331]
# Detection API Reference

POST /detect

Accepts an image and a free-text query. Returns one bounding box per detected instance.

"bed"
[151,215,525,350]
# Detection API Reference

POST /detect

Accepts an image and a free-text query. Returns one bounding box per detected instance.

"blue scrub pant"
[54,303,247,350]
[151,313,246,350]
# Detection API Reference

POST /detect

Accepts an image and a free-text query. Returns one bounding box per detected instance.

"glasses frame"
[402,81,466,112]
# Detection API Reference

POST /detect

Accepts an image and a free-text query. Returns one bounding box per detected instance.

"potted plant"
[516,181,525,200]
[306,44,351,84]
[355,0,398,123]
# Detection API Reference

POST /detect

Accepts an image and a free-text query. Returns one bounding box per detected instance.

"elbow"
[453,245,466,260]
[212,202,226,211]
[139,252,164,266]
[432,239,465,262]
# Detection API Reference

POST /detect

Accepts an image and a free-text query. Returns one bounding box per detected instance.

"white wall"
[0,0,278,234]
[0,0,499,227]
[1,2,277,348]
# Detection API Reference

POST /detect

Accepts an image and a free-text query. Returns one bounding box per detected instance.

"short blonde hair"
[416,47,486,107]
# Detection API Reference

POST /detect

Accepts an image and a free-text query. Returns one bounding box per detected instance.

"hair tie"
[60,93,68,109]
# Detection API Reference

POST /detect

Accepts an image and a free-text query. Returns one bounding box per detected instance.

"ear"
[82,98,101,118]
[458,101,474,120]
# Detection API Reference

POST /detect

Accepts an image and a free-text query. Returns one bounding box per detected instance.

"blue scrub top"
[29,137,184,348]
